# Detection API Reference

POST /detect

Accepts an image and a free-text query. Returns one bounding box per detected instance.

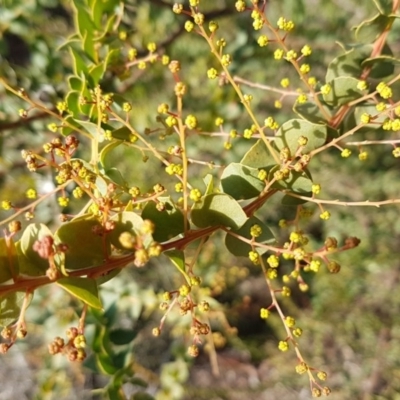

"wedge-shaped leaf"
[19,223,53,275]
[274,119,327,156]
[293,101,331,125]
[0,238,18,283]
[269,167,313,195]
[142,197,186,242]
[225,216,275,257]
[241,139,276,168]
[323,76,365,106]
[221,163,265,200]
[191,193,247,230]
[57,277,102,309]
[55,215,108,270]
[69,47,89,76]
[354,13,395,43]
[0,292,27,328]
[108,211,152,250]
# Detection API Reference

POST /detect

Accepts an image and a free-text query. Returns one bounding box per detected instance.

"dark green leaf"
[221,163,265,200]
[54,215,108,270]
[372,0,394,14]
[354,13,395,43]
[293,101,331,124]
[109,328,137,345]
[191,193,247,230]
[142,197,186,242]
[96,353,118,375]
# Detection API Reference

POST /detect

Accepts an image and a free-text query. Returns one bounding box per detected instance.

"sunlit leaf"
[0,238,18,283]
[0,292,29,328]
[191,193,248,230]
[57,277,102,309]
[274,119,327,155]
[221,163,265,200]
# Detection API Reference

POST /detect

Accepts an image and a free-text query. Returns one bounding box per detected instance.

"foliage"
[1,0,400,398]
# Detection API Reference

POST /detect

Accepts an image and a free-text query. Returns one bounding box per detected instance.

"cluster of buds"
[21,150,40,172]
[48,327,86,362]
[0,324,28,354]
[43,134,79,157]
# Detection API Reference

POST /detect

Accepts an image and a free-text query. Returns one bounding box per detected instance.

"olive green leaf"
[191,193,248,230]
[54,215,108,270]
[274,119,327,156]
[221,163,265,200]
[142,197,186,242]
[57,277,102,309]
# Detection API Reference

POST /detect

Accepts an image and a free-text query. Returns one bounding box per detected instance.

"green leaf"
[293,101,331,124]
[109,211,153,250]
[99,141,123,171]
[57,277,102,309]
[203,174,214,196]
[326,44,393,81]
[0,292,27,328]
[361,55,399,79]
[19,223,53,275]
[75,119,105,142]
[104,168,128,188]
[274,119,327,156]
[221,163,265,200]
[269,167,313,194]
[89,61,106,86]
[0,238,18,283]
[142,197,186,242]
[323,76,366,106]
[354,13,395,43]
[54,215,108,270]
[191,193,248,230]
[72,0,96,40]
[225,216,275,257]
[109,328,137,345]
[354,104,388,129]
[96,353,118,375]
[164,250,188,279]
[241,139,276,168]
[109,126,133,141]
[372,0,394,15]
[69,47,89,76]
